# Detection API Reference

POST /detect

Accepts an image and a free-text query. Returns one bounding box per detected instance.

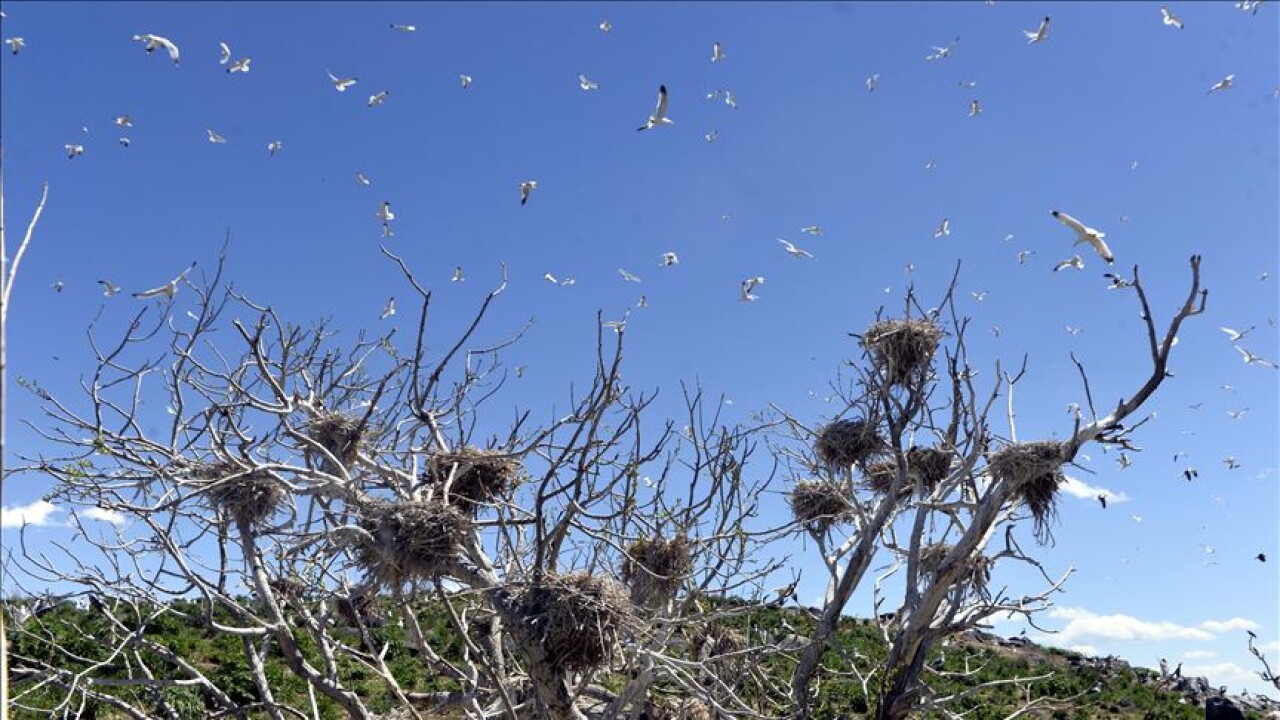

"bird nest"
[518,572,633,672]
[861,318,944,385]
[917,543,991,593]
[815,418,885,469]
[988,441,1068,545]
[692,623,746,663]
[195,462,286,528]
[622,535,693,606]
[354,499,470,587]
[865,447,953,497]
[648,697,714,720]
[423,447,523,510]
[307,411,365,473]
[789,480,857,528]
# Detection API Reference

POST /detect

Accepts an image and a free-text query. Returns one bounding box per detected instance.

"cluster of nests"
[621,535,693,606]
[860,318,945,386]
[518,572,633,672]
[864,446,954,498]
[917,542,992,595]
[306,411,366,474]
[421,447,523,512]
[987,440,1068,545]
[192,461,286,528]
[353,499,470,587]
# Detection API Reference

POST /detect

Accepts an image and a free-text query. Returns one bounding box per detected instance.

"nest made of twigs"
[622,535,693,605]
[988,441,1067,545]
[864,447,953,498]
[861,318,944,385]
[918,543,991,593]
[196,462,286,527]
[355,499,469,586]
[815,418,885,469]
[789,480,857,528]
[519,572,633,672]
[307,411,365,473]
[692,623,746,663]
[424,447,522,510]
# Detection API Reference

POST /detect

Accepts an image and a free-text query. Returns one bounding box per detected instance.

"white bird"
[618,268,643,283]
[1208,74,1234,94]
[926,39,958,61]
[1017,250,1035,265]
[1118,453,1132,469]
[218,41,231,64]
[65,144,84,159]
[327,70,357,92]
[367,90,390,107]
[659,251,679,267]
[390,24,417,32]
[543,273,559,284]
[712,41,725,62]
[777,238,814,258]
[1054,255,1085,272]
[1023,16,1050,43]
[969,99,982,117]
[577,73,600,91]
[932,218,950,237]
[133,34,180,64]
[519,180,537,206]
[227,57,250,73]
[1235,345,1279,369]
[598,19,612,33]
[118,137,130,147]
[459,74,472,89]
[704,130,719,143]
[603,319,626,333]
[800,226,824,236]
[971,290,988,302]
[1160,6,1185,29]
[1226,407,1249,420]
[355,172,371,186]
[380,297,395,319]
[98,280,120,297]
[1052,210,1113,263]
[722,90,738,109]
[205,128,226,143]
[1220,326,1255,342]
[375,201,394,222]
[5,36,23,55]
[133,262,196,300]
[637,85,673,131]
[114,114,132,128]
[452,266,465,282]
[1224,456,1240,470]
[51,281,64,293]
[924,159,937,170]
[1065,325,1082,336]
[1104,272,1132,289]
[740,276,765,302]
[866,74,879,92]
[267,140,282,156]
[637,295,648,308]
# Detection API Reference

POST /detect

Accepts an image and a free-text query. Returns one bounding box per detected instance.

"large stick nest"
[306,411,365,473]
[918,543,992,593]
[423,447,523,510]
[789,480,857,528]
[691,623,746,663]
[815,418,885,469]
[864,447,953,497]
[988,441,1067,545]
[518,572,633,672]
[354,499,470,586]
[621,535,693,606]
[861,318,944,385]
[195,461,286,528]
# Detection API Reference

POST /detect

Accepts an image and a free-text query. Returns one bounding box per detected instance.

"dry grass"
[861,318,944,385]
[518,572,633,672]
[355,499,470,586]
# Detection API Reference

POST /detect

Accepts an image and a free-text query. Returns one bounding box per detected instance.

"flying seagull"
[969,99,982,117]
[327,70,357,92]
[390,24,417,32]
[1208,74,1234,94]
[114,114,132,128]
[618,268,643,283]
[778,238,814,258]
[519,180,537,206]
[932,218,950,237]
[218,41,231,65]
[1220,326,1255,342]
[380,297,395,319]
[367,90,389,107]
[1096,494,1107,509]
[133,262,196,300]
[133,33,180,64]
[51,281,64,293]
[801,226,824,235]
[1104,272,1132,289]
[98,280,121,297]
[1052,210,1113,263]
[1160,6,1185,29]
[5,36,23,55]
[1054,255,1085,272]
[704,130,719,143]
[227,57,250,73]
[65,144,84,159]
[205,128,226,143]
[659,251,679,267]
[1023,16,1050,43]
[577,73,600,91]
[712,41,725,62]
[926,38,959,61]
[459,74,472,89]
[267,140,282,156]
[356,172,371,186]
[1235,345,1278,368]
[740,276,765,302]
[637,85,673,131]
[118,137,130,147]
[376,201,394,223]
[452,266,465,282]
[1017,250,1036,265]
[866,74,879,92]
[598,19,612,33]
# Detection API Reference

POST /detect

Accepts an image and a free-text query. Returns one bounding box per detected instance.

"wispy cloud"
[1045,607,1258,645]
[1182,662,1260,689]
[1060,475,1129,504]
[1,500,62,528]
[78,507,126,526]
[1180,650,1217,661]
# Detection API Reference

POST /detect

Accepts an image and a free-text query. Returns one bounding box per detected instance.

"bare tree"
[5,247,789,719]
[1248,632,1280,693]
[781,257,1206,719]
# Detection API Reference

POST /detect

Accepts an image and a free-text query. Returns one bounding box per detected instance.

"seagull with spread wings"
[637,85,673,131]
[1052,210,1113,263]
[133,33,180,64]
[740,276,765,302]
[1220,326,1255,342]
[1023,16,1050,43]
[1208,74,1234,94]
[520,180,537,206]
[327,70,358,92]
[1235,345,1278,368]
[1160,6,1185,29]
[133,263,196,300]
[778,238,814,258]
[578,73,600,91]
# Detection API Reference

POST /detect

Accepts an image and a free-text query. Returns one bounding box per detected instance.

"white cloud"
[78,507,126,525]
[1045,607,1257,645]
[1181,650,1217,661]
[1182,662,1259,689]
[1260,641,1280,655]
[1069,644,1100,656]
[1,500,62,528]
[1060,474,1129,504]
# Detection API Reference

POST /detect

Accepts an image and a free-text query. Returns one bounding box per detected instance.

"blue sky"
[2,0,1277,698]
